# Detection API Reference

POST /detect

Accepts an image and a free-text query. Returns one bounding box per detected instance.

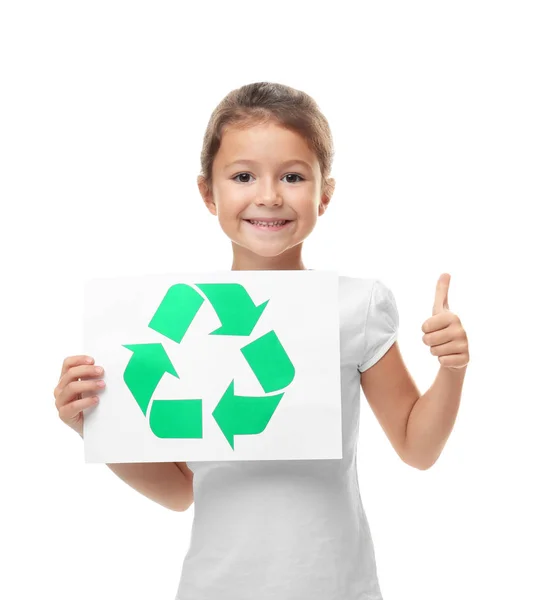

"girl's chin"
[230,238,296,258]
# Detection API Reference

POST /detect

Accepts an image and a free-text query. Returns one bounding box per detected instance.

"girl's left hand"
[421,273,469,370]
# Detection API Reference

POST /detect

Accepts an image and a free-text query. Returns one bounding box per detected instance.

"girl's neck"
[230,242,307,271]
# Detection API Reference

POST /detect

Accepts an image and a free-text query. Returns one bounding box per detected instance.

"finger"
[433,273,451,315]
[58,394,99,422]
[439,354,469,369]
[56,362,103,396]
[422,326,455,346]
[429,340,465,357]
[421,311,454,334]
[60,355,94,379]
[55,372,105,409]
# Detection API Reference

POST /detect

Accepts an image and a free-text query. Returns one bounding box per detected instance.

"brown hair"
[198,81,335,198]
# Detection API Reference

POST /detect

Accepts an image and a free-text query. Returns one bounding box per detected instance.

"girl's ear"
[197,175,217,216]
[318,177,335,216]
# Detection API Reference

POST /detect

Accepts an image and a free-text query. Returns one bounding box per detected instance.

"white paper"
[83,270,342,463]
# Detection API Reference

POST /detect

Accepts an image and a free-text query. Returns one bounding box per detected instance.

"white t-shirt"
[176,276,399,600]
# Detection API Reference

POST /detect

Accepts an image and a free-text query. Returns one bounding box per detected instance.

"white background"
[1,1,531,599]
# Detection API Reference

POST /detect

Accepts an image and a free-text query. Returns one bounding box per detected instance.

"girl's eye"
[232,173,304,184]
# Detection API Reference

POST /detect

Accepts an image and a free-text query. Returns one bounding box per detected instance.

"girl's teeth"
[250,220,287,226]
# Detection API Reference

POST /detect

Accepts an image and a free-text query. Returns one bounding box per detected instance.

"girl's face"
[198,121,335,270]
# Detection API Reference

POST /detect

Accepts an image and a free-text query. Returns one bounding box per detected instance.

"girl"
[55,81,469,599]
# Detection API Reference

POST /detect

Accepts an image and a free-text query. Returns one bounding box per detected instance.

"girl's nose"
[255,188,283,207]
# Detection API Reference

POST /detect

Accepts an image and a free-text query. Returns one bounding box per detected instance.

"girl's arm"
[361,344,467,470]
[105,461,194,512]
[360,341,422,467]
[80,429,193,511]
[403,274,469,468]
[361,274,469,470]
[402,365,467,469]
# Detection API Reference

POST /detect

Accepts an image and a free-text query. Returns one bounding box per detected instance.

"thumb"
[433,273,451,315]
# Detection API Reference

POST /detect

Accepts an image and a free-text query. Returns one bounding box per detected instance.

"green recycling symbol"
[122,283,296,449]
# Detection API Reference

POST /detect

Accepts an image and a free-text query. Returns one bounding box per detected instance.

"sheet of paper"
[83,270,342,463]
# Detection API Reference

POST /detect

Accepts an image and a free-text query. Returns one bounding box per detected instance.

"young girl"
[55,81,469,599]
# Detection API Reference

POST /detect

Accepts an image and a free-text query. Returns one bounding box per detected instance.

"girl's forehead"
[222,121,297,141]
[217,123,316,163]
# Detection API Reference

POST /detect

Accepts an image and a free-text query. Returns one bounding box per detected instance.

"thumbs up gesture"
[421,273,469,370]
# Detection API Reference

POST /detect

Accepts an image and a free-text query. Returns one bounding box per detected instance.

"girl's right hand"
[54,355,106,438]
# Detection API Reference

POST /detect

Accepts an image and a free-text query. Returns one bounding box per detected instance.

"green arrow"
[212,380,284,449]
[241,330,295,393]
[122,343,178,415]
[149,398,203,439]
[196,283,268,336]
[148,283,204,344]
[123,283,295,447]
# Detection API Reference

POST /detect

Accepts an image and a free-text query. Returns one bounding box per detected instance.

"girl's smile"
[242,218,295,232]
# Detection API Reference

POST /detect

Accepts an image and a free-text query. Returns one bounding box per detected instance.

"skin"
[197,120,336,271]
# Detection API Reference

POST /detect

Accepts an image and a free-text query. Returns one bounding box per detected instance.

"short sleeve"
[357,279,399,372]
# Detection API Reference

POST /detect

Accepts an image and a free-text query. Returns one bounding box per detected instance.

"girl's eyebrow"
[225,159,313,170]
